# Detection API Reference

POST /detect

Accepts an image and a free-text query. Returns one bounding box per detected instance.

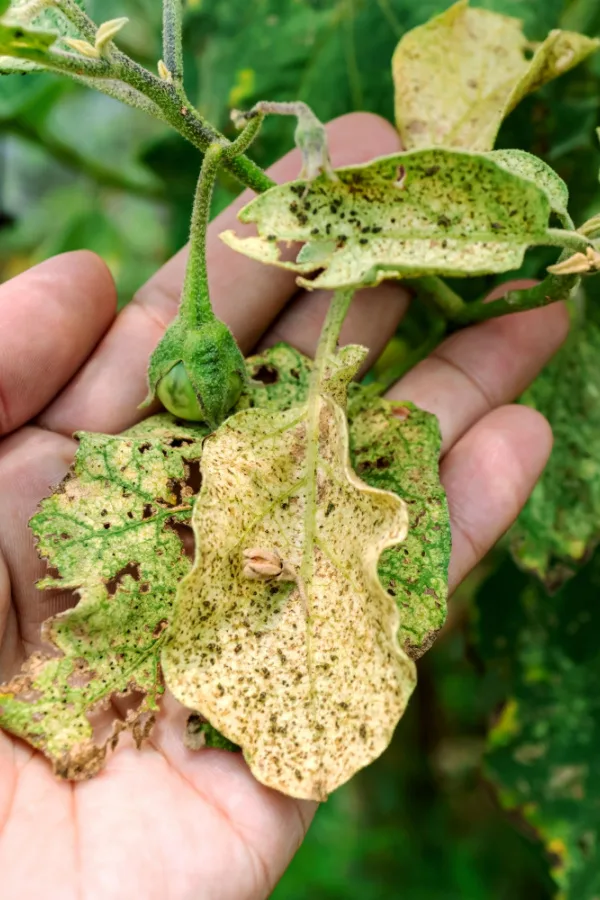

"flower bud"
[144,315,246,428]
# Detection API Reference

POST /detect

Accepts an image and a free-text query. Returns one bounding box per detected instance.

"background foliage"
[1,0,600,896]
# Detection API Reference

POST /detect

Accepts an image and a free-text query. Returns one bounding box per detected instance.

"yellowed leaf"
[162,396,416,800]
[393,0,599,151]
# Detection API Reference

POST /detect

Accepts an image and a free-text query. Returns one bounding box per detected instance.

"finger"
[0,252,116,435]
[444,405,552,592]
[387,299,569,454]
[0,551,25,682]
[147,692,316,899]
[258,281,410,374]
[40,113,401,437]
[0,428,77,662]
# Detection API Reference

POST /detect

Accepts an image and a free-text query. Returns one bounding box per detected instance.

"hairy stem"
[544,229,594,253]
[3,45,274,194]
[452,269,578,327]
[162,0,184,87]
[179,115,266,327]
[179,146,223,328]
[310,289,355,393]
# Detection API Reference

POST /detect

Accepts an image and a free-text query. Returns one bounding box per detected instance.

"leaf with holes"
[392,0,599,152]
[510,319,600,590]
[245,343,451,658]
[0,415,207,779]
[220,148,557,291]
[162,365,418,800]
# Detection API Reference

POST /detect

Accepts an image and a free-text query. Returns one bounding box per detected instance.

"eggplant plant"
[0,5,599,877]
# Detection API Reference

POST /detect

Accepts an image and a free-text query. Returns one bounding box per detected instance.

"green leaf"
[221,148,557,291]
[162,390,416,800]
[392,0,599,152]
[0,415,207,779]
[245,343,451,658]
[349,396,451,658]
[475,554,600,899]
[488,149,572,226]
[510,319,600,590]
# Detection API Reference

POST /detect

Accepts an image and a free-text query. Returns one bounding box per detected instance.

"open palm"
[0,114,568,900]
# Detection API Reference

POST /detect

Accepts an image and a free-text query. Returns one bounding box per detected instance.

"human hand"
[0,113,568,900]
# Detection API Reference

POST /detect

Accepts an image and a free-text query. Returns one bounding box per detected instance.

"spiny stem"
[162,0,184,88]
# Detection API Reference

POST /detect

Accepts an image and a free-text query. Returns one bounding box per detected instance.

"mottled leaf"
[349,396,450,658]
[245,343,451,658]
[221,149,556,291]
[0,415,207,779]
[392,0,599,151]
[162,393,416,801]
[511,319,600,590]
[476,555,600,899]
[488,149,571,226]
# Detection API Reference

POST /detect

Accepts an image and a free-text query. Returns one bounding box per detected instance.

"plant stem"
[4,44,274,194]
[544,228,593,253]
[162,0,184,88]
[310,289,355,393]
[179,145,223,328]
[452,270,579,327]
[405,275,466,319]
[179,114,266,327]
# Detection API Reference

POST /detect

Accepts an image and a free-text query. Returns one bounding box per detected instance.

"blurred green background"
[2,1,600,897]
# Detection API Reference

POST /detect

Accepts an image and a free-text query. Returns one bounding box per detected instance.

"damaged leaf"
[0,415,207,779]
[246,343,451,658]
[162,393,416,801]
[221,149,556,291]
[488,150,571,227]
[510,319,600,590]
[349,396,450,658]
[392,0,599,152]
